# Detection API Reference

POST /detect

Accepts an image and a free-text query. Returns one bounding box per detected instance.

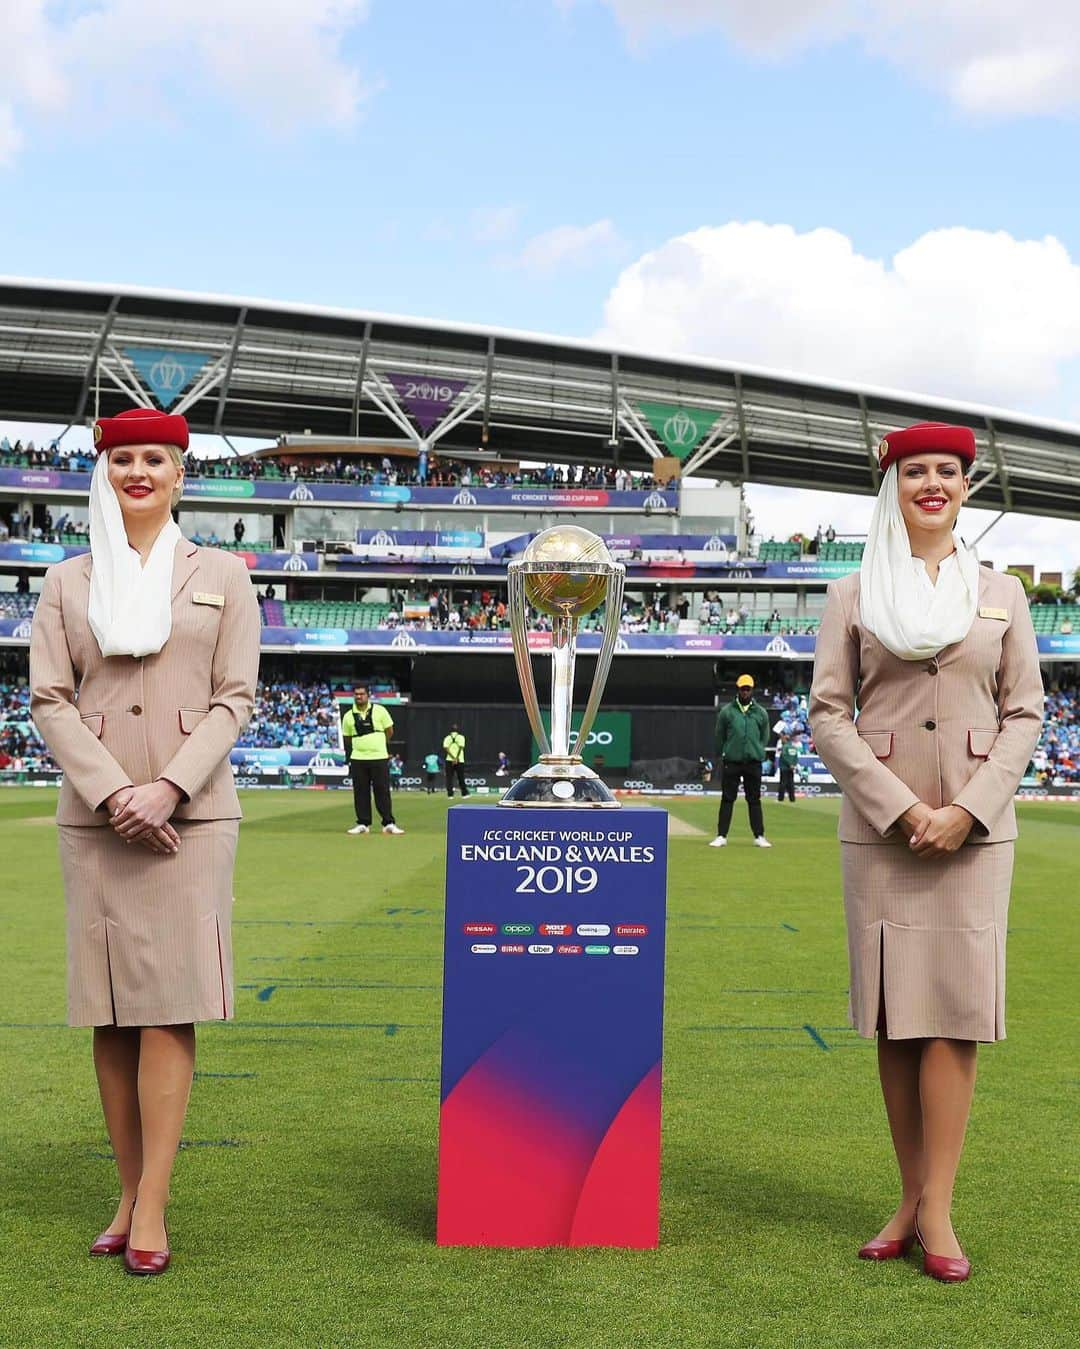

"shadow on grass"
[662,1145,881,1246]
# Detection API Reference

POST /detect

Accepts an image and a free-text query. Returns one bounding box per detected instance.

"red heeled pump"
[858,1233,915,1261]
[89,1230,128,1257]
[124,1211,171,1276]
[914,1211,971,1283]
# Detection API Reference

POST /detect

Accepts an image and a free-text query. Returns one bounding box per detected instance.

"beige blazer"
[30,540,261,826]
[809,566,1043,845]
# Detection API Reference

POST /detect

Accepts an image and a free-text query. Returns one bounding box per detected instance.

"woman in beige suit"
[30,407,260,1275]
[810,422,1042,1283]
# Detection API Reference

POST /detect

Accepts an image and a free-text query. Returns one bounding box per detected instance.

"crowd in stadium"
[0,437,659,492]
[4,670,1077,780]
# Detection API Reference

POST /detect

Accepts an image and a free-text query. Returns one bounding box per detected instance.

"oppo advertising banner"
[438,804,668,1247]
[532,711,632,769]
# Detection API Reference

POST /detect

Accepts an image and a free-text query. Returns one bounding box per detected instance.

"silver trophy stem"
[548,616,577,759]
[574,569,624,754]
[507,564,549,756]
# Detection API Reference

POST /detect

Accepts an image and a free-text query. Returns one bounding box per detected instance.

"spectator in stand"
[825,523,836,543]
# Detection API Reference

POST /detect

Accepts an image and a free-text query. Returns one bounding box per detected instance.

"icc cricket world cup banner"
[437,805,668,1247]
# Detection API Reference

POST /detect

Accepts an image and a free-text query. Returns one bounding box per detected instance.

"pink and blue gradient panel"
[437,805,667,1247]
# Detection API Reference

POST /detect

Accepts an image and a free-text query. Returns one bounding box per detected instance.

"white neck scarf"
[859,463,980,661]
[87,452,182,658]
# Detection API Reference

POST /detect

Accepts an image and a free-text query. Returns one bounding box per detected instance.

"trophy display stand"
[436,526,669,1248]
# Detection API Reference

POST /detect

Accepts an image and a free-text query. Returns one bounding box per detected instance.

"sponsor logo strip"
[613,945,640,956]
[538,923,573,936]
[527,944,554,955]
[584,945,611,956]
[556,944,583,955]
[501,923,534,935]
[470,944,497,954]
[463,922,497,936]
[499,944,526,954]
[576,923,610,937]
[615,924,648,937]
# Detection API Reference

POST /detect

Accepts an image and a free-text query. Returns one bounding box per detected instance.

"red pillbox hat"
[876,422,976,474]
[93,407,189,453]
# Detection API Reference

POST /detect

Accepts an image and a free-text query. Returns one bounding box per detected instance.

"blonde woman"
[810,422,1042,1282]
[31,407,260,1275]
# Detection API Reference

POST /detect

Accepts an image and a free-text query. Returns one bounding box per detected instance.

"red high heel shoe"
[90,1202,134,1256]
[858,1232,915,1261]
[124,1209,171,1276]
[914,1210,971,1283]
[89,1230,128,1257]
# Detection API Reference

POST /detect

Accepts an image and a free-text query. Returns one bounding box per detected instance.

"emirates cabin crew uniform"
[810,425,1043,1042]
[31,409,261,1027]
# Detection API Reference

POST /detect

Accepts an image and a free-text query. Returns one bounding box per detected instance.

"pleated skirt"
[58,819,238,1028]
[840,840,1014,1042]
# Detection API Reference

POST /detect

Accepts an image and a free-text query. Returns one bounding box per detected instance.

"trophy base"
[498,760,621,809]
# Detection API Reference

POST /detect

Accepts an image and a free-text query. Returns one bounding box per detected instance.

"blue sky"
[3,0,1079,569]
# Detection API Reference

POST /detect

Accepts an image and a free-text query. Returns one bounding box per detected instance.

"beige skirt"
[58,819,238,1028]
[840,840,1013,1042]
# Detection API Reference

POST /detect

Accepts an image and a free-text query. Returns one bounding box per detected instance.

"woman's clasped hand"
[899,801,976,858]
[106,781,183,853]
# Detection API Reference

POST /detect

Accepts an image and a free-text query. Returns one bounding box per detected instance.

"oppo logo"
[398,776,422,787]
[501,923,534,935]
[464,776,487,787]
[569,729,613,748]
[623,780,656,791]
[672,783,705,793]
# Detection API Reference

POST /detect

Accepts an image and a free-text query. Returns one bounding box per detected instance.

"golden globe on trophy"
[499,524,626,808]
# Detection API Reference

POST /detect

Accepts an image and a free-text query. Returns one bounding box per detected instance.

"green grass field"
[0,788,1075,1348]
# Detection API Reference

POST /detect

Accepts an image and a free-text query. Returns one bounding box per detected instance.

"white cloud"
[516,219,625,272]
[584,0,1080,115]
[0,0,374,164]
[472,205,523,244]
[598,221,1080,414]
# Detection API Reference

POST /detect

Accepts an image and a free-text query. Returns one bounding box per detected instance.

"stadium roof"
[2,276,1079,518]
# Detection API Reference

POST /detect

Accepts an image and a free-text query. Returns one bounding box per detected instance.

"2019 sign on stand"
[437,805,668,1248]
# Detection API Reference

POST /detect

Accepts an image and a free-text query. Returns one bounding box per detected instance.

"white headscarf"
[859,462,980,662]
[87,451,182,658]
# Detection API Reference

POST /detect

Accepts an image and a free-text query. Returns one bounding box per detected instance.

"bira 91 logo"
[463,922,497,936]
[539,923,573,936]
[499,943,526,954]
[556,944,583,955]
[615,923,649,937]
[501,922,534,936]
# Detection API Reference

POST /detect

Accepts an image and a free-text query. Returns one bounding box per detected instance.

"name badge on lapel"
[193,592,225,608]
[979,606,1008,621]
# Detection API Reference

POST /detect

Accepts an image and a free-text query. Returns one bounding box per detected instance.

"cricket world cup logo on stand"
[501,525,625,809]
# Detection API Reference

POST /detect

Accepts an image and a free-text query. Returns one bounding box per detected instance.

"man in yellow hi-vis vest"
[342,683,404,835]
[442,724,469,798]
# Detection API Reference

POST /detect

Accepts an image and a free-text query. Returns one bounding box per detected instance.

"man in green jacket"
[710,673,772,848]
[777,729,799,802]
